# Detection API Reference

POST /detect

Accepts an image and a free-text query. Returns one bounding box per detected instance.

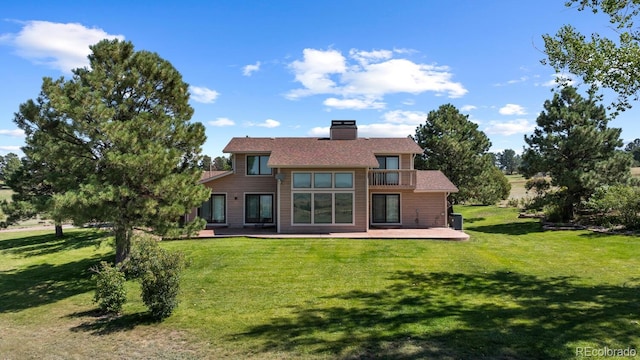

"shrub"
[584,185,640,229]
[92,261,127,314]
[124,234,186,320]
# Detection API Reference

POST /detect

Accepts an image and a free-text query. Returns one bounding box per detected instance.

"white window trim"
[243,192,276,225]
[199,192,228,226]
[291,171,355,190]
[370,192,402,225]
[291,191,355,226]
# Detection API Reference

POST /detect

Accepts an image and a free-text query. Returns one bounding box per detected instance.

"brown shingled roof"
[415,170,459,192]
[199,170,233,183]
[223,136,422,168]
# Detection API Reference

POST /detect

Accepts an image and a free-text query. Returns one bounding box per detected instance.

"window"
[245,194,273,223]
[314,173,332,188]
[293,173,312,188]
[198,194,226,223]
[292,172,354,189]
[247,155,272,175]
[292,171,355,225]
[293,193,353,225]
[372,194,400,223]
[375,156,399,185]
[335,173,353,188]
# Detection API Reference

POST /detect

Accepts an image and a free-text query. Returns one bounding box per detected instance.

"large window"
[292,171,354,225]
[247,155,272,175]
[198,194,226,223]
[245,194,273,223]
[293,192,353,225]
[372,194,400,223]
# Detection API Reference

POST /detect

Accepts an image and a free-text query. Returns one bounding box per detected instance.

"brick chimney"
[330,120,357,140]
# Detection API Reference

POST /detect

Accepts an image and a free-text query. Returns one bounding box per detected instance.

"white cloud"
[0,129,25,137]
[0,20,124,73]
[208,118,235,127]
[287,48,347,99]
[260,119,281,128]
[248,119,281,128]
[539,73,575,87]
[190,86,220,103]
[308,110,425,138]
[382,110,428,125]
[484,119,536,136]
[460,105,477,112]
[0,145,22,153]
[323,97,385,110]
[286,48,467,108]
[499,104,527,116]
[348,49,393,65]
[243,61,261,76]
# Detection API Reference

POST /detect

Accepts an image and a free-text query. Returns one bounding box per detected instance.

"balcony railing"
[368,169,417,189]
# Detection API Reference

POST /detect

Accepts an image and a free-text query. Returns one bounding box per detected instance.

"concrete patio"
[197,227,469,241]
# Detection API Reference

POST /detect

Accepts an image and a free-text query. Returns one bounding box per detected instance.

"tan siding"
[279,168,367,233]
[200,154,277,228]
[370,190,449,228]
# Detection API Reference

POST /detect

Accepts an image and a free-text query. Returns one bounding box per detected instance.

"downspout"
[365,167,370,231]
[444,192,449,227]
[277,168,281,234]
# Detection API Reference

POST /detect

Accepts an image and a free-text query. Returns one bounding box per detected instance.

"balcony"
[368,169,417,189]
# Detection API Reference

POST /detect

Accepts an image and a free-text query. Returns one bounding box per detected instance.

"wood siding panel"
[201,154,277,228]
[369,190,448,228]
[279,168,367,233]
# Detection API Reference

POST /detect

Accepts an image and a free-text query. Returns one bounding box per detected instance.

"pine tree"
[14,39,209,263]
[521,86,632,221]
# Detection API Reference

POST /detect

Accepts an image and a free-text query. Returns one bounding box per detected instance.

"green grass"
[1,208,639,359]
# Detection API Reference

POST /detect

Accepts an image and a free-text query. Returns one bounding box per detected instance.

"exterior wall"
[370,190,449,228]
[278,167,368,233]
[201,154,277,228]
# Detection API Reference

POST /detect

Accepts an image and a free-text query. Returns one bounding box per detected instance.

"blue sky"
[1,1,639,158]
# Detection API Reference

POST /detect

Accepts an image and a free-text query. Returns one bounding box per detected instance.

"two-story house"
[189,120,458,234]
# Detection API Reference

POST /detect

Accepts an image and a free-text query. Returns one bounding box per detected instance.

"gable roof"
[223,137,422,168]
[415,170,459,192]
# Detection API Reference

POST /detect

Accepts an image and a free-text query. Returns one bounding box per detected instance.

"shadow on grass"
[0,230,108,257]
[463,217,486,224]
[236,270,640,359]
[466,221,543,235]
[67,310,158,335]
[0,253,111,313]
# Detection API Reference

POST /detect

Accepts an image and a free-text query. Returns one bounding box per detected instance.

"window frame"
[292,191,355,226]
[246,155,272,176]
[371,193,401,224]
[244,193,275,224]
[197,193,227,224]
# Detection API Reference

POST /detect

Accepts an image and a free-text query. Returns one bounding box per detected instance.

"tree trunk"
[114,224,132,264]
[54,222,63,238]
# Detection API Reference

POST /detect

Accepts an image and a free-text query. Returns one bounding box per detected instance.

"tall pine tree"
[14,39,209,263]
[521,86,632,221]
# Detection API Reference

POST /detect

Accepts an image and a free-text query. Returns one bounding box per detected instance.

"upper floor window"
[292,172,353,189]
[247,155,272,175]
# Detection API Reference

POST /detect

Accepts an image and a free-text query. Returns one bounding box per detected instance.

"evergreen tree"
[414,104,508,204]
[14,39,209,263]
[521,86,632,221]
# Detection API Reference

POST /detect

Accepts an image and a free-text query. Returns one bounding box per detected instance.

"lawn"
[1,206,639,359]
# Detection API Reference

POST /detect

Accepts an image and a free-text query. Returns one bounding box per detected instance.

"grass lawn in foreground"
[1,206,639,359]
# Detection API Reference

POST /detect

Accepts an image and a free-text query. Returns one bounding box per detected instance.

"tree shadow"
[465,221,543,235]
[235,270,640,359]
[0,230,108,257]
[67,309,158,335]
[0,253,111,313]
[463,217,485,224]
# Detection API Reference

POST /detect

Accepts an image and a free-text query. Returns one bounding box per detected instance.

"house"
[188,120,458,234]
